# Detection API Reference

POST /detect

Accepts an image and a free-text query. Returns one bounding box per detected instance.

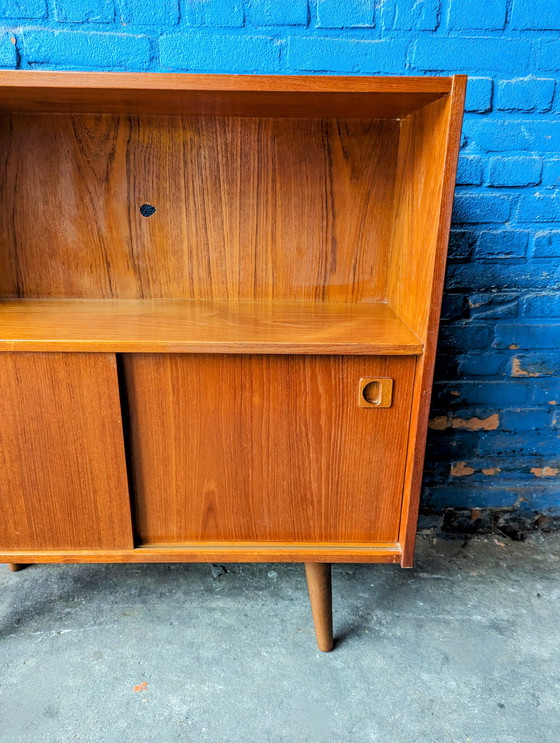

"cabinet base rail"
[0,542,401,564]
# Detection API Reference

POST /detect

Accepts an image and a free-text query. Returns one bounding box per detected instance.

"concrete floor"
[0,533,559,742]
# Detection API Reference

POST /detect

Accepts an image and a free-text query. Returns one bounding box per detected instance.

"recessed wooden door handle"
[358,377,393,408]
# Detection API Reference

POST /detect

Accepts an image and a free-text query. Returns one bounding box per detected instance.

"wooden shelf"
[0,299,422,355]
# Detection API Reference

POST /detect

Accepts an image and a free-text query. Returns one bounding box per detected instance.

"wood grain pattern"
[387,96,452,341]
[0,73,466,578]
[0,543,402,564]
[0,114,399,302]
[0,71,451,117]
[0,353,133,550]
[397,76,467,566]
[0,299,422,354]
[122,354,416,545]
[305,563,333,652]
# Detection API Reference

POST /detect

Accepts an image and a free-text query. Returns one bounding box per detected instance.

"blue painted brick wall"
[1,0,558,518]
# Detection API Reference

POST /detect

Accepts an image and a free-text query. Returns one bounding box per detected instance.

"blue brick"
[474,230,529,260]
[23,30,151,69]
[501,408,554,431]
[456,156,483,186]
[440,294,465,321]
[0,0,46,17]
[468,292,519,318]
[385,0,438,30]
[497,77,555,113]
[533,231,560,258]
[120,0,179,25]
[464,77,492,113]
[413,38,532,73]
[53,0,114,23]
[510,353,560,378]
[536,40,560,72]
[517,194,560,223]
[532,379,560,405]
[477,433,560,458]
[542,160,560,188]
[423,486,523,512]
[287,36,407,73]
[510,2,560,30]
[433,381,533,407]
[463,119,560,153]
[317,0,374,28]
[446,263,560,291]
[438,323,493,351]
[184,0,244,27]
[452,194,511,224]
[448,0,506,30]
[246,0,308,26]
[0,32,17,68]
[494,323,560,350]
[159,33,279,72]
[457,352,512,377]
[448,230,477,261]
[488,157,542,188]
[521,293,560,318]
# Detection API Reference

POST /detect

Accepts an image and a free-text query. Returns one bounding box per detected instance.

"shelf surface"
[0,299,423,355]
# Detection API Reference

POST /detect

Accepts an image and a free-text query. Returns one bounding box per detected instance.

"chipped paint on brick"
[482,467,501,476]
[509,344,519,350]
[530,466,560,478]
[511,356,554,377]
[428,415,448,430]
[450,461,476,477]
[451,413,500,430]
[429,414,500,431]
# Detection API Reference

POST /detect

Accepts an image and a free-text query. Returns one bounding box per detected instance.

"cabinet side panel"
[389,78,467,565]
[387,95,453,341]
[0,353,133,550]
[0,114,399,302]
[123,354,415,545]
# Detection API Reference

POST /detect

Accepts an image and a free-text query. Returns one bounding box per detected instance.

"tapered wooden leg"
[8,563,26,572]
[304,562,333,652]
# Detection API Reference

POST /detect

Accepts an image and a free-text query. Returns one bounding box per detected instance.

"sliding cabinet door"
[0,353,133,550]
[123,354,416,546]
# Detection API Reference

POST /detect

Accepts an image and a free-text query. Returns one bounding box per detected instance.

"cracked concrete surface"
[1,533,559,742]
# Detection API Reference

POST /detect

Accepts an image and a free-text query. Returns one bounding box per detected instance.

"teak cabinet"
[0,71,466,651]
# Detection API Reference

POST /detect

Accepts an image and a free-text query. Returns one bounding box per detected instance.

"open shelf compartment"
[0,72,464,355]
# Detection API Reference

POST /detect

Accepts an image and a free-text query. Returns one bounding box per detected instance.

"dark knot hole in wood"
[140,203,156,217]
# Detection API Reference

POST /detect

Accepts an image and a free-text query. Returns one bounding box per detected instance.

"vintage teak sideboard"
[0,72,466,651]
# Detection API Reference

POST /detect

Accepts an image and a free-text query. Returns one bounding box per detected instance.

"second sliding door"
[122,354,416,546]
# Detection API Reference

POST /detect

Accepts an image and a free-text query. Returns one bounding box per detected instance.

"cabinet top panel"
[0,71,461,118]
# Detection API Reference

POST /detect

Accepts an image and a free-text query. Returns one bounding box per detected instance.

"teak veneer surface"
[0,114,399,303]
[0,71,451,117]
[0,543,402,564]
[0,72,467,583]
[0,353,132,550]
[122,354,416,545]
[0,299,422,354]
